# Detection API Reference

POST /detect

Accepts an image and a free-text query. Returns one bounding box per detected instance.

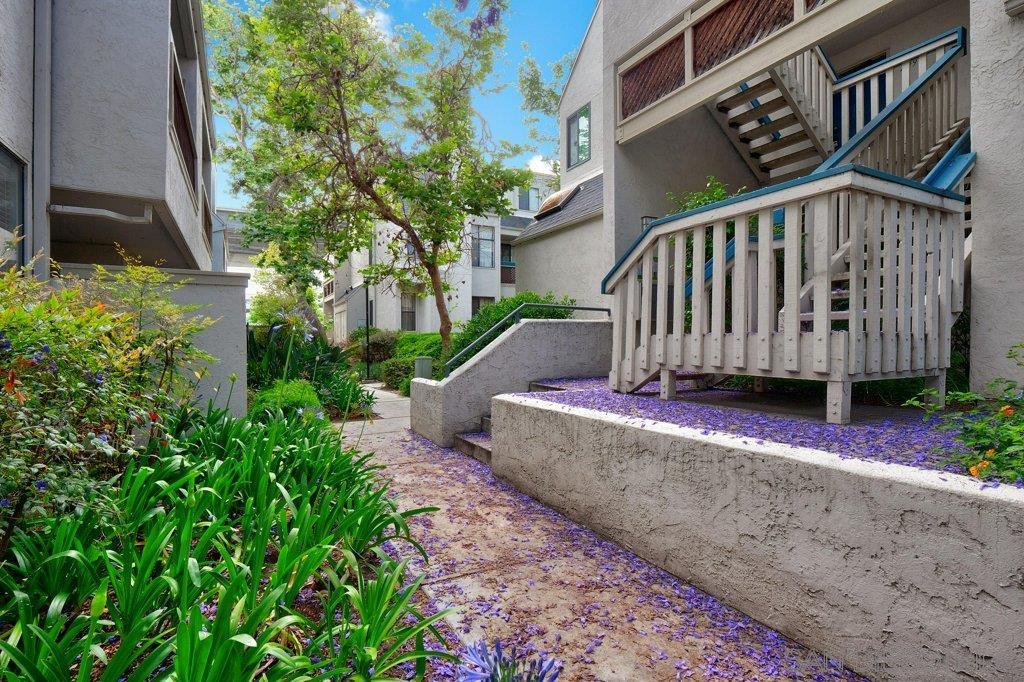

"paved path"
[340,387,865,681]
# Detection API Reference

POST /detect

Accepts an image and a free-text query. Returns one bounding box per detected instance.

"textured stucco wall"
[0,1,34,165]
[51,0,168,200]
[560,3,604,189]
[62,264,249,416]
[411,319,612,446]
[969,0,1024,389]
[492,396,1024,681]
[514,213,610,310]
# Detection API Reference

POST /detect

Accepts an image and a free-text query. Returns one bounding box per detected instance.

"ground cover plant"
[906,343,1024,485]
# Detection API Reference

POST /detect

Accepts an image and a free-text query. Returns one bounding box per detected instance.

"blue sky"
[215,0,596,209]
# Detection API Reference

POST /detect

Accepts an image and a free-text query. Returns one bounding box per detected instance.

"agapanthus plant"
[457,640,562,682]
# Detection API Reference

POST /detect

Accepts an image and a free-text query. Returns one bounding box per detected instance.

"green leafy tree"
[517,44,575,173]
[207,0,530,349]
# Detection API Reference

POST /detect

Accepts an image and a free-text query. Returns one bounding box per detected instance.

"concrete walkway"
[341,388,864,681]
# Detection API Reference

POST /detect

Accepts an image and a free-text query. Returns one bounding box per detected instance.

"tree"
[207,0,530,349]
[517,45,575,176]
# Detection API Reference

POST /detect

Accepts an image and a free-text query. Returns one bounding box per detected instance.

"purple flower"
[0,498,9,508]
[32,352,44,363]
[41,344,50,354]
[99,434,109,443]
[34,480,46,491]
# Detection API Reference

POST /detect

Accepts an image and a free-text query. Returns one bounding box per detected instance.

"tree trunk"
[425,262,453,350]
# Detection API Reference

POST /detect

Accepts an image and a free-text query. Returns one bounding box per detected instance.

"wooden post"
[660,368,677,400]
[923,373,946,407]
[826,380,852,424]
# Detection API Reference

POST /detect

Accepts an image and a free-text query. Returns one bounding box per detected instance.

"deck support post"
[660,369,677,400]
[753,377,767,393]
[923,373,946,407]
[826,380,852,424]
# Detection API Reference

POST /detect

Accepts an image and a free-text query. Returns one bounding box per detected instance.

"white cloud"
[527,154,554,174]
[355,2,394,38]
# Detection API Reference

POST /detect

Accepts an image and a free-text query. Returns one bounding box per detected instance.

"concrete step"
[527,381,566,393]
[481,414,491,434]
[454,432,492,465]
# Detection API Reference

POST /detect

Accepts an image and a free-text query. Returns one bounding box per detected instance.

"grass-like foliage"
[0,408,452,679]
[249,378,324,421]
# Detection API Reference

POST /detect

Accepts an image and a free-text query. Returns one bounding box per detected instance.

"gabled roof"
[515,174,603,245]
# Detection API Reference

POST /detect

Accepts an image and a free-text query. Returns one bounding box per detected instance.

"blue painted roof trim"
[600,164,965,294]
[819,26,966,172]
[924,127,975,190]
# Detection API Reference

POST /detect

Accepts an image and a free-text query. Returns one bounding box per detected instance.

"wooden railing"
[603,167,965,422]
[831,28,962,146]
[776,47,834,151]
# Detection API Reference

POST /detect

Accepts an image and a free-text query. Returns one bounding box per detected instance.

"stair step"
[717,80,778,111]
[750,130,811,157]
[908,118,970,180]
[739,113,799,142]
[481,414,491,434]
[760,145,821,171]
[729,97,790,127]
[454,432,492,465]
[527,381,565,393]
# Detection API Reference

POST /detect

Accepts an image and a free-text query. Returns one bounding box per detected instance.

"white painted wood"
[882,198,898,373]
[812,194,834,373]
[733,215,750,368]
[624,267,638,383]
[827,380,852,424]
[848,192,865,374]
[865,194,882,373]
[911,203,926,369]
[639,250,653,371]
[925,208,940,369]
[783,202,802,371]
[710,221,726,367]
[660,367,677,400]
[757,209,775,371]
[609,285,626,390]
[938,212,952,368]
[897,201,913,371]
[656,235,670,364]
[672,235,686,364]
[690,226,706,366]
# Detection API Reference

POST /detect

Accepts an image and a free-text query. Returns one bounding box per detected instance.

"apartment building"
[0,0,246,413]
[322,173,553,344]
[517,0,1024,401]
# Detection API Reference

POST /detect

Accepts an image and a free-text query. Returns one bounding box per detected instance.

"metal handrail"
[442,303,611,377]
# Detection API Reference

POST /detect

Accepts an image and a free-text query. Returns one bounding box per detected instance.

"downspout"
[31,0,51,278]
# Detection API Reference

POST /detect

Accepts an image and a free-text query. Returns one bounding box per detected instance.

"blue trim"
[819,26,966,172]
[923,127,974,190]
[601,164,965,294]
[738,81,782,142]
[833,27,963,85]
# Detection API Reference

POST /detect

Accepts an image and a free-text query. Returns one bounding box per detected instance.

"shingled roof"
[515,174,603,244]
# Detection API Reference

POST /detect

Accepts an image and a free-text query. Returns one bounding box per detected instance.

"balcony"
[615,0,910,143]
[501,260,517,285]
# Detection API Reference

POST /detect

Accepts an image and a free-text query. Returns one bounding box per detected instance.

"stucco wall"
[62,264,249,416]
[411,319,612,446]
[514,213,610,310]
[0,0,35,255]
[492,396,1024,681]
[969,0,1024,388]
[51,0,168,200]
[560,3,604,189]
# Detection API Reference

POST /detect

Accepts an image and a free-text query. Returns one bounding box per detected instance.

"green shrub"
[249,379,323,420]
[906,343,1024,484]
[350,329,399,364]
[247,323,348,392]
[394,331,443,360]
[399,376,413,397]
[381,357,416,389]
[447,291,575,372]
[318,368,376,418]
[348,325,380,345]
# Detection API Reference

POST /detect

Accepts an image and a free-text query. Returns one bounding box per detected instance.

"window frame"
[472,296,495,317]
[471,224,495,268]
[0,143,26,265]
[566,103,592,169]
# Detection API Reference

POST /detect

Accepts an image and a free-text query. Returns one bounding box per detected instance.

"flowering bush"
[907,344,1024,484]
[458,640,562,681]
[0,255,212,553]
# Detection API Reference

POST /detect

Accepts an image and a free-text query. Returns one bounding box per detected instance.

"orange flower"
[986,448,996,457]
[93,301,106,312]
[3,371,15,393]
[969,460,992,478]
[1000,405,1015,418]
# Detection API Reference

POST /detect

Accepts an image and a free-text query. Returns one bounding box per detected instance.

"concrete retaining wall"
[491,395,1024,681]
[411,319,611,447]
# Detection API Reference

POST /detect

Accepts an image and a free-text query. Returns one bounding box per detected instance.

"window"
[401,293,417,332]
[472,296,494,316]
[0,145,25,262]
[500,242,513,265]
[518,187,541,212]
[567,103,591,169]
[471,224,494,268]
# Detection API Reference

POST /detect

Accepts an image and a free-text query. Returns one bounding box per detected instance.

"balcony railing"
[501,261,516,285]
[615,0,903,143]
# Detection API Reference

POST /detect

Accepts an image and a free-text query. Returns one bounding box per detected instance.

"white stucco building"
[322,172,554,343]
[516,0,1024,401]
[0,0,247,413]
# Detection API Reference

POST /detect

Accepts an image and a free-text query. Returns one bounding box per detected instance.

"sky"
[214,0,596,209]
